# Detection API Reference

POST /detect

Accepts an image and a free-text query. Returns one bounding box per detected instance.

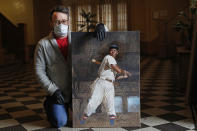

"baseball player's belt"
[105,78,113,83]
[98,77,114,83]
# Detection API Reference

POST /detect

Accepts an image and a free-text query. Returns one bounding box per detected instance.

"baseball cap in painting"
[109,44,119,50]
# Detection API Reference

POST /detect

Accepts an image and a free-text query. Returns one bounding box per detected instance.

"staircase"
[0,48,19,65]
[0,13,26,65]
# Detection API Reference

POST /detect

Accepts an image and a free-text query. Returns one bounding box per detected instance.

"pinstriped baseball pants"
[84,78,116,116]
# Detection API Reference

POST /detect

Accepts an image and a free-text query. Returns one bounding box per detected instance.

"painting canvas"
[72,31,140,127]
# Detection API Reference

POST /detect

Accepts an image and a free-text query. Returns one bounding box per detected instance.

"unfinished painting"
[72,31,140,127]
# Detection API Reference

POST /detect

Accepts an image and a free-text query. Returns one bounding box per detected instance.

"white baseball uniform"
[85,55,117,116]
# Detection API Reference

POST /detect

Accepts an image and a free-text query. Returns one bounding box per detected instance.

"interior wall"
[149,0,189,42]
[0,0,34,45]
[33,0,61,43]
[33,0,189,53]
[128,0,188,56]
[128,0,188,42]
[128,0,148,41]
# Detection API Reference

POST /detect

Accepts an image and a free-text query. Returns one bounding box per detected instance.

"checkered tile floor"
[0,58,196,131]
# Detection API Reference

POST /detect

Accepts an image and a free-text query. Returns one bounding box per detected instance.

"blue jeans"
[44,97,68,128]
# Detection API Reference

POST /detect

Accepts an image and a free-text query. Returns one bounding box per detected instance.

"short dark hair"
[109,44,119,50]
[50,5,69,21]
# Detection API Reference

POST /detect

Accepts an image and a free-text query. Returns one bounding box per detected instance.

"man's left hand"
[95,23,106,41]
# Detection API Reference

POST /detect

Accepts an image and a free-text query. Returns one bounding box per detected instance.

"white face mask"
[54,24,68,37]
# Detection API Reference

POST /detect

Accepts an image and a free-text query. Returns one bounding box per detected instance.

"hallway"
[0,57,196,131]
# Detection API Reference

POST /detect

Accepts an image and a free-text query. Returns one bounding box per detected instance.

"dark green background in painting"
[72,32,140,127]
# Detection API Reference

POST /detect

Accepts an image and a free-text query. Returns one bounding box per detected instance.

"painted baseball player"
[80,44,131,126]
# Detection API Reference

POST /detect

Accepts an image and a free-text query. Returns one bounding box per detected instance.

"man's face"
[109,48,118,58]
[51,12,69,27]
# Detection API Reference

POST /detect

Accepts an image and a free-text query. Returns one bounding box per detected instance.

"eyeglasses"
[54,19,69,25]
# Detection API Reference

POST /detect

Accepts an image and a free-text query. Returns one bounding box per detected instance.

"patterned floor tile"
[0,96,13,101]
[141,104,154,110]
[60,128,93,131]
[0,114,12,120]
[21,100,41,105]
[141,116,169,126]
[22,120,50,131]
[10,110,37,118]
[140,98,155,103]
[142,108,170,116]
[148,95,169,101]
[122,123,149,130]
[173,119,195,130]
[38,113,48,120]
[132,127,160,131]
[0,99,17,104]
[161,98,184,104]
[144,101,169,108]
[0,102,24,108]
[160,105,185,112]
[0,57,195,130]
[5,106,29,112]
[33,128,61,131]
[4,89,19,93]
[26,103,43,109]
[0,119,19,128]
[154,123,189,131]
[11,94,29,98]
[174,108,193,118]
[92,128,128,131]
[140,112,152,118]
[0,109,8,115]
[151,90,169,95]
[158,113,187,122]
[0,125,27,131]
[33,108,44,114]
[15,115,43,123]
[15,96,36,102]
[5,92,26,96]
[176,97,185,101]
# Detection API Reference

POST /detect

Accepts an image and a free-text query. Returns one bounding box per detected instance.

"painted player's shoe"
[109,115,116,126]
[80,115,88,125]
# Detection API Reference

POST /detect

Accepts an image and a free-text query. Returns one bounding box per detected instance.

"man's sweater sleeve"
[34,41,58,95]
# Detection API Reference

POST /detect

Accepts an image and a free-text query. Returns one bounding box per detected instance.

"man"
[34,5,106,128]
[81,44,131,126]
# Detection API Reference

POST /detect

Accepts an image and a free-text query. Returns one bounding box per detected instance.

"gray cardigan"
[34,32,71,103]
